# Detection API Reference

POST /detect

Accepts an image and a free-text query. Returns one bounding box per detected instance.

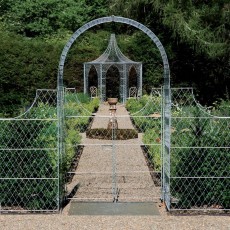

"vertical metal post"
[162,86,171,209]
[160,86,164,200]
[139,64,143,97]
[83,64,87,94]
[123,65,127,104]
[111,117,118,202]
[100,64,103,101]
[57,69,65,210]
[126,65,129,102]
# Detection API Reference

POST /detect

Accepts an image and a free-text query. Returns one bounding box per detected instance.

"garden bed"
[141,145,161,187]
[66,146,84,183]
[86,128,138,140]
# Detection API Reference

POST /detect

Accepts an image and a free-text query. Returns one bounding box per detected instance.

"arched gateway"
[57,16,171,208]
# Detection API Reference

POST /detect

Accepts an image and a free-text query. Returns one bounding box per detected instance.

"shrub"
[126,94,162,171]
[143,129,161,171]
[0,115,59,210]
[171,112,230,209]
[212,99,230,117]
[86,128,138,140]
[64,93,99,171]
[0,149,58,210]
[172,147,230,209]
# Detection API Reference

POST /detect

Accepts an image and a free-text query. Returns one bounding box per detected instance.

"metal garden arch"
[57,16,171,208]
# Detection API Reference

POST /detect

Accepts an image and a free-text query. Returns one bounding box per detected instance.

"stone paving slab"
[69,202,160,215]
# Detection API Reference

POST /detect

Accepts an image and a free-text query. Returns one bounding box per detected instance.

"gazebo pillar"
[138,64,143,97]
[119,64,126,104]
[99,64,104,101]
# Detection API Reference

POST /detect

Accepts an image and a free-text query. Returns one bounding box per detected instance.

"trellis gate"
[57,16,171,209]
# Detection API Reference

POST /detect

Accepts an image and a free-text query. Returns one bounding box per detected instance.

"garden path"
[66,103,160,203]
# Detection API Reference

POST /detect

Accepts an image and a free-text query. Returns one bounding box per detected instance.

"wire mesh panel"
[169,88,230,211]
[64,90,112,202]
[123,89,163,202]
[0,90,59,212]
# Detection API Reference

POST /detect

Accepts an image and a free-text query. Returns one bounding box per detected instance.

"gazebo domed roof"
[86,34,140,64]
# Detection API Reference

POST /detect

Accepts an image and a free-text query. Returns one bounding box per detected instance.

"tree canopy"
[110,0,229,57]
[0,0,108,36]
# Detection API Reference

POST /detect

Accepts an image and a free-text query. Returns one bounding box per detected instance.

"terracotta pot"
[107,98,118,106]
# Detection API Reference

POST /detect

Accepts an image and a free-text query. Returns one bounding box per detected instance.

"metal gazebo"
[83,34,142,103]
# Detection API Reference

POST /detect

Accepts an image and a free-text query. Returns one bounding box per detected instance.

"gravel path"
[67,103,159,202]
[1,212,229,229]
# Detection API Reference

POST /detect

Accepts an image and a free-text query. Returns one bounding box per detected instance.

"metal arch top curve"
[58,16,170,86]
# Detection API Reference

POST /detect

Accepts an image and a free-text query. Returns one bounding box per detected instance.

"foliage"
[0,111,58,209]
[126,95,162,170]
[126,95,161,132]
[110,0,230,103]
[143,129,161,171]
[0,149,58,210]
[0,92,99,210]
[0,27,105,117]
[172,148,230,209]
[211,99,230,117]
[0,0,109,37]
[86,0,109,19]
[0,27,62,116]
[110,0,229,57]
[171,109,230,209]
[64,93,99,170]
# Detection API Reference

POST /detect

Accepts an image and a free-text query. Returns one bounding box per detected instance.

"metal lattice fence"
[1,87,229,213]
[169,88,230,211]
[0,89,60,212]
